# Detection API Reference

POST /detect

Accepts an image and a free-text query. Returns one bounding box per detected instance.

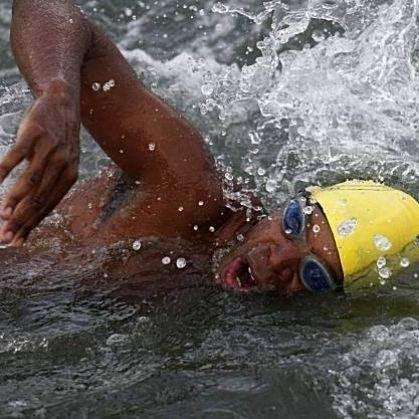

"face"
[216,203,343,296]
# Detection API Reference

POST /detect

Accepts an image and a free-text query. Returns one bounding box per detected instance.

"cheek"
[286,273,306,294]
[281,267,294,282]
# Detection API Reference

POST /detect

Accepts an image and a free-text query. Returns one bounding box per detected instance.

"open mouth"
[220,257,257,291]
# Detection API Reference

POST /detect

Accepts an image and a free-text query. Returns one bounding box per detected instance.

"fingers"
[1,165,77,244]
[0,142,30,184]
[0,146,50,217]
[0,118,41,184]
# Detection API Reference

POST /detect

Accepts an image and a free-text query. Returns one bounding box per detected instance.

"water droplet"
[312,224,321,234]
[236,234,244,242]
[225,172,234,181]
[148,143,156,151]
[108,79,115,87]
[198,201,204,206]
[257,167,266,176]
[193,225,199,231]
[249,132,261,145]
[201,83,214,96]
[400,257,410,268]
[92,82,101,91]
[209,226,215,232]
[322,0,338,9]
[377,256,387,269]
[373,235,392,252]
[312,30,325,43]
[176,258,187,269]
[265,179,277,193]
[303,205,314,215]
[132,240,142,251]
[213,2,229,13]
[337,218,358,237]
[379,267,392,279]
[178,206,184,212]
[162,256,171,265]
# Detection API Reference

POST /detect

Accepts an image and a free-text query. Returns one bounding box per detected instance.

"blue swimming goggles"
[282,196,340,294]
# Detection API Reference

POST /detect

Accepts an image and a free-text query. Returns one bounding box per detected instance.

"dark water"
[0,0,418,418]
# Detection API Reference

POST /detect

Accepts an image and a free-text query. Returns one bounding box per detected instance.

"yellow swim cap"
[309,180,419,284]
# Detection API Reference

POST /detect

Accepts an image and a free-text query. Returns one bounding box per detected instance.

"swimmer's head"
[216,181,419,295]
[216,200,344,295]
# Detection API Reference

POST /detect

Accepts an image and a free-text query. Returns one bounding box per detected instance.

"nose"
[268,242,301,272]
[246,244,272,282]
[247,242,302,286]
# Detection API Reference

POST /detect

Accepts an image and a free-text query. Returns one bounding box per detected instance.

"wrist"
[39,78,78,103]
[40,78,80,117]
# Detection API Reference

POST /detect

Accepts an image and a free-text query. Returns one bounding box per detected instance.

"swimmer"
[3,0,418,295]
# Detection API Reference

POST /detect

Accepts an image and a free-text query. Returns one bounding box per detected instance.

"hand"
[0,80,80,245]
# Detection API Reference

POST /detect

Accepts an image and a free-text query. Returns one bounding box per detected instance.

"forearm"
[79,24,218,186]
[0,0,93,244]
[11,0,92,98]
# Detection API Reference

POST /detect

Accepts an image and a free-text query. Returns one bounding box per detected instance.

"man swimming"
[2,0,418,296]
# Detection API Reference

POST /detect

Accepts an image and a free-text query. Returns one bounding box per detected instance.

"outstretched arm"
[2,0,91,244]
[5,1,224,244]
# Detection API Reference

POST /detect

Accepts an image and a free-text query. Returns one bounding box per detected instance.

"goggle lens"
[300,257,336,293]
[282,197,339,294]
[282,199,304,237]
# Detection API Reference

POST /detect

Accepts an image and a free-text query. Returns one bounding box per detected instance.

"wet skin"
[5,1,344,296]
[215,206,343,295]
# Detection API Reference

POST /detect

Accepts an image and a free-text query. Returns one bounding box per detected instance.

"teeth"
[248,267,255,282]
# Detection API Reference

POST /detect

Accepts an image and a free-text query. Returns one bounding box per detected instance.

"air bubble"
[148,143,156,151]
[92,82,101,91]
[312,224,321,234]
